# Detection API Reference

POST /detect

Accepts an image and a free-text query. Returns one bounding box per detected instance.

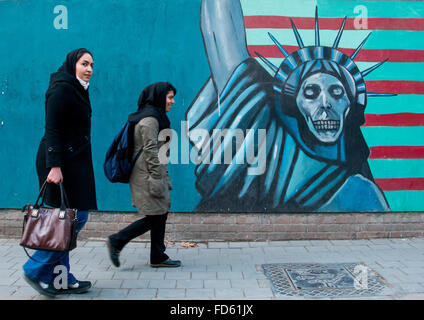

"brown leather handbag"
[20,181,78,260]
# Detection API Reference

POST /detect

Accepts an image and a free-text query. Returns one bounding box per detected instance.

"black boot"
[106,236,121,268]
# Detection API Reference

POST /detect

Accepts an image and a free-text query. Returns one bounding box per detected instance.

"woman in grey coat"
[107,82,180,268]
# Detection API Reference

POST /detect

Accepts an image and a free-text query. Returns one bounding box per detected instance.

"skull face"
[296,73,350,144]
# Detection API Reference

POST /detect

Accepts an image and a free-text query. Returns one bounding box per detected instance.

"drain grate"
[262,263,390,298]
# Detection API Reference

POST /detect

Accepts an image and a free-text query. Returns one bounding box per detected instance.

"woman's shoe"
[23,273,58,298]
[56,280,92,294]
[150,258,181,268]
[106,236,121,267]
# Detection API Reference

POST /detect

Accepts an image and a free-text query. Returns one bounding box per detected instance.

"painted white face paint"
[296,73,350,144]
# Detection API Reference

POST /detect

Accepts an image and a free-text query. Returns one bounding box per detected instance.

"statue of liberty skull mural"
[186,0,394,212]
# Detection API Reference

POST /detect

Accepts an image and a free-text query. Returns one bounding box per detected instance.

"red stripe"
[364,113,424,127]
[248,45,424,62]
[244,16,424,31]
[370,146,424,159]
[366,81,424,95]
[375,178,424,191]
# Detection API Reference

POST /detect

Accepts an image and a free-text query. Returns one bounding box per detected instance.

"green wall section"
[1,0,423,212]
[0,0,206,211]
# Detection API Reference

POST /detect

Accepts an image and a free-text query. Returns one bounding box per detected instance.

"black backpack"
[104,121,143,183]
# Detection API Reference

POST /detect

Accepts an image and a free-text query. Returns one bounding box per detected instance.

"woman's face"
[75,53,93,82]
[165,90,175,112]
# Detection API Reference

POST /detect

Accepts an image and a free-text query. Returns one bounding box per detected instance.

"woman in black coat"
[22,48,97,297]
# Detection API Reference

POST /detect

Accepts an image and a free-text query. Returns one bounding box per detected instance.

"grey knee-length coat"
[129,116,171,215]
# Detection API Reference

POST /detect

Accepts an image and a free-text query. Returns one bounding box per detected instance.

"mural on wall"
[1,0,423,213]
[186,0,396,212]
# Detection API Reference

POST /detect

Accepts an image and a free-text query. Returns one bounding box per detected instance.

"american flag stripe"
[244,16,424,31]
[364,113,424,127]
[248,46,424,62]
[240,0,424,206]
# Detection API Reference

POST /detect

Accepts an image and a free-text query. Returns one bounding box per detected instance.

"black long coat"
[36,71,97,210]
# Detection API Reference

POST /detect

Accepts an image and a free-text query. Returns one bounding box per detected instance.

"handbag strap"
[35,180,72,211]
[34,181,48,208]
[58,182,71,210]
[22,247,67,265]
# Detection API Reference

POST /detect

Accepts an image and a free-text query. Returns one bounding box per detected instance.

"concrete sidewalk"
[1,237,424,300]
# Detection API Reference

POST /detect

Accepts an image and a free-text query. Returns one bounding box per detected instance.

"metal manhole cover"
[262,263,390,298]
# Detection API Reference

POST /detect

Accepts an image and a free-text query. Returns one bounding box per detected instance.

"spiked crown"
[255,7,394,112]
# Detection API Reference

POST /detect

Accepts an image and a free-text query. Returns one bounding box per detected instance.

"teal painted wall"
[1,0,423,212]
[0,0,206,211]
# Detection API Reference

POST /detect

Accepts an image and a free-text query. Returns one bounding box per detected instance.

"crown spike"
[255,51,279,73]
[290,19,304,49]
[351,32,372,60]
[268,32,289,57]
[333,16,347,48]
[367,92,397,97]
[315,6,320,46]
[362,59,389,77]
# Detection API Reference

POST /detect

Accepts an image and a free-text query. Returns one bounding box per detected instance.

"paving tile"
[139,272,165,280]
[248,242,270,247]
[0,285,17,296]
[176,280,203,289]
[285,240,313,246]
[397,293,424,300]
[257,279,271,288]
[215,288,244,299]
[84,241,105,247]
[185,288,214,299]
[304,246,330,252]
[11,286,39,298]
[244,288,274,298]
[0,269,17,278]
[194,258,222,266]
[156,289,186,299]
[113,271,141,280]
[121,280,149,289]
[180,265,207,272]
[229,242,251,248]
[398,283,424,292]
[191,272,217,280]
[206,265,232,272]
[207,242,229,248]
[230,279,260,289]
[88,271,115,280]
[242,271,267,280]
[165,272,191,280]
[127,288,157,299]
[282,246,308,254]
[231,264,259,273]
[99,289,129,299]
[399,267,424,275]
[148,280,176,289]
[94,280,123,289]
[204,280,231,289]
[217,272,244,280]
[0,276,19,286]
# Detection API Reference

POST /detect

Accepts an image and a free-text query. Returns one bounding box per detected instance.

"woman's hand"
[47,167,63,184]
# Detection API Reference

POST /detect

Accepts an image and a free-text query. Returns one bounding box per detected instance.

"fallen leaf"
[166,240,176,245]
[181,241,197,248]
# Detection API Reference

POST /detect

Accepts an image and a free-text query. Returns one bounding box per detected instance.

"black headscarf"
[128,82,176,131]
[46,48,93,102]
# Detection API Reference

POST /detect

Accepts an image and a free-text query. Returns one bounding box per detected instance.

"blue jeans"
[22,210,89,285]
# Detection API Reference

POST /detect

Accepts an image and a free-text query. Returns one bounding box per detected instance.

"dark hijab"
[46,48,93,102]
[128,82,176,131]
